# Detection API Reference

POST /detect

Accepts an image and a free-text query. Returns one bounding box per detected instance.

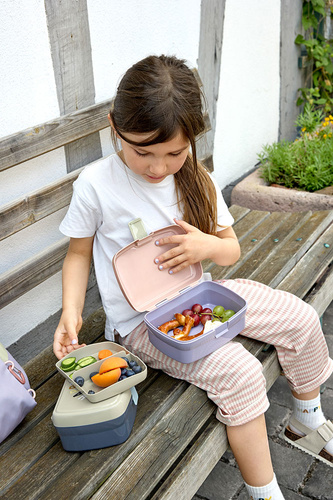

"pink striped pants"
[121,279,333,426]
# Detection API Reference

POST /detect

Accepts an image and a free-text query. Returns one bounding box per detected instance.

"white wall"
[213,0,281,187]
[0,0,281,347]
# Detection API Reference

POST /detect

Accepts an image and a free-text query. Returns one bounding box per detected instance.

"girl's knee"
[212,345,266,397]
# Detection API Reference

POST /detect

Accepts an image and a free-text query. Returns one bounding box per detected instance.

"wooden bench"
[1,74,333,499]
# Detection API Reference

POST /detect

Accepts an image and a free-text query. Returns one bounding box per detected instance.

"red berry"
[192,314,200,327]
[201,314,211,325]
[192,303,203,314]
[182,309,194,317]
[202,307,212,314]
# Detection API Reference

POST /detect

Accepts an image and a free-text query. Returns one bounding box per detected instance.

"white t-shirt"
[59,154,234,340]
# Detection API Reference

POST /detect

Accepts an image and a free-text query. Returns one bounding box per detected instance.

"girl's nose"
[149,158,167,175]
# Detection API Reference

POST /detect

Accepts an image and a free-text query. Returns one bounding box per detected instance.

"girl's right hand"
[53,310,86,360]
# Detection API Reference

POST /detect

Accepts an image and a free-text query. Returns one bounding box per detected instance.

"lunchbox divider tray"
[56,342,147,403]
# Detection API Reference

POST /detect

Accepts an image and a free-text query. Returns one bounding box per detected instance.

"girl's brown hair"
[110,55,219,234]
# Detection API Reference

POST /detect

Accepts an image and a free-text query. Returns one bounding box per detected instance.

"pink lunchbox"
[113,225,247,363]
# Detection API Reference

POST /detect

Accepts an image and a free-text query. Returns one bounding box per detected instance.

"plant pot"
[231,168,333,212]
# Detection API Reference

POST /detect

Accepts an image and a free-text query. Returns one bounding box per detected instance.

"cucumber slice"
[76,356,97,368]
[61,357,76,371]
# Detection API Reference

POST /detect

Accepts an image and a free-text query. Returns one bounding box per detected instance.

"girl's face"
[116,130,190,184]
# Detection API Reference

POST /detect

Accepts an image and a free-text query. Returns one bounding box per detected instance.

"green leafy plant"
[258,107,333,192]
[295,0,333,113]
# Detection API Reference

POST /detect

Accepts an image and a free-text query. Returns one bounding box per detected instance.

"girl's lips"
[146,174,165,180]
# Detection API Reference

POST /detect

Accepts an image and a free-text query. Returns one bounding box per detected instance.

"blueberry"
[128,360,137,368]
[89,371,99,381]
[132,365,142,374]
[121,368,127,376]
[126,369,135,377]
[123,357,130,364]
[119,375,127,381]
[88,390,95,394]
[74,376,85,387]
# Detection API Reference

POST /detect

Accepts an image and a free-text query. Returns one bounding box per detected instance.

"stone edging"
[231,169,333,212]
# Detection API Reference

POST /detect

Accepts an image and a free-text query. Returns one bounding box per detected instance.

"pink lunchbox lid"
[112,225,203,312]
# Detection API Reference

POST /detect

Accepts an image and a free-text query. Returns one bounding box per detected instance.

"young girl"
[53,55,333,499]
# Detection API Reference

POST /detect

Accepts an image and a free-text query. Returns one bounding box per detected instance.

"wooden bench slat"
[1,441,79,500]
[0,101,112,172]
[0,196,260,311]
[277,221,333,298]
[33,375,188,500]
[151,417,228,500]
[0,238,69,310]
[150,346,281,500]
[251,210,333,288]
[209,211,301,281]
[233,209,271,242]
[216,211,298,280]
[0,168,82,241]
[0,414,59,493]
[92,337,266,500]
[229,204,251,222]
[92,385,215,500]
[305,264,333,317]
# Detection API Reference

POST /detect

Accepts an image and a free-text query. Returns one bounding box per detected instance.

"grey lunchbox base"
[54,395,137,452]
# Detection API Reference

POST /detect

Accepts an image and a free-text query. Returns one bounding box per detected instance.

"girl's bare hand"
[53,310,86,360]
[154,219,213,274]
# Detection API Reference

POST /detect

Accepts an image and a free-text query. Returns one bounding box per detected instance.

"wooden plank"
[233,209,271,242]
[0,238,69,310]
[209,211,292,280]
[0,414,59,493]
[197,0,226,163]
[151,417,228,500]
[0,169,81,241]
[0,372,64,457]
[305,264,333,317]
[202,205,252,271]
[37,375,188,500]
[229,204,251,222]
[0,101,111,172]
[0,369,161,499]
[151,349,281,500]
[44,0,102,172]
[1,442,79,500]
[90,384,215,500]
[277,222,333,298]
[251,211,333,288]
[228,211,310,282]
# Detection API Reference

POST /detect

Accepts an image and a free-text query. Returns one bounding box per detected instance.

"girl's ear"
[107,113,114,128]
[108,113,121,139]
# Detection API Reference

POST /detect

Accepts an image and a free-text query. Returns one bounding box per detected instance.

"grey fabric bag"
[0,342,37,443]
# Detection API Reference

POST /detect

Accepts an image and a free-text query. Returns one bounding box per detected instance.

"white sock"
[290,394,333,455]
[245,473,285,500]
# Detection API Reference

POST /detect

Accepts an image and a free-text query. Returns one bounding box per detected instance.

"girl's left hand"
[154,219,213,273]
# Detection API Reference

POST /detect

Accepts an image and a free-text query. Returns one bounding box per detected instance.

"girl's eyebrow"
[133,144,189,154]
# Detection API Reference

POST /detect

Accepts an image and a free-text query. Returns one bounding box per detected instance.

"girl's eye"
[134,150,148,157]
[169,152,182,157]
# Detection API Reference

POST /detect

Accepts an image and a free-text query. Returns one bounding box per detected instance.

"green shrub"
[258,107,333,192]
